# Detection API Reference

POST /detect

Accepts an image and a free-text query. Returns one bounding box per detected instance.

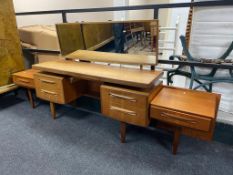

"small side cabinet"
[150,86,221,154]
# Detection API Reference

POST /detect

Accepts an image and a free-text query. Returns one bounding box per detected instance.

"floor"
[0,92,232,175]
[218,110,233,125]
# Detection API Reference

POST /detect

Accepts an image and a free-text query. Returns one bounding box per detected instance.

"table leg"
[27,89,35,108]
[172,127,181,155]
[50,102,56,119]
[120,122,127,143]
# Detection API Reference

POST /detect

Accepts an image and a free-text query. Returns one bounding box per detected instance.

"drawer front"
[150,107,211,132]
[108,91,146,112]
[101,85,149,126]
[13,76,34,88]
[39,89,62,103]
[35,74,63,92]
[34,73,64,103]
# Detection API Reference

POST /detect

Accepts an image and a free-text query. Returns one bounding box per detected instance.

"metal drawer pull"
[40,79,56,84]
[109,93,137,102]
[18,79,30,83]
[110,106,136,116]
[161,112,198,124]
[41,89,58,95]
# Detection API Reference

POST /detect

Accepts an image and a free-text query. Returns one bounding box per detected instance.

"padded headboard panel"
[56,23,85,55]
[82,23,114,51]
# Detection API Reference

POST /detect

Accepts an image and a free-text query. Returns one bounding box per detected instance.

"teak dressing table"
[13,18,220,154]
[30,51,163,147]
[32,51,163,120]
[15,50,219,155]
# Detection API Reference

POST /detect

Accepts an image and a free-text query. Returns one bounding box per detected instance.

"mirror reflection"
[56,20,158,61]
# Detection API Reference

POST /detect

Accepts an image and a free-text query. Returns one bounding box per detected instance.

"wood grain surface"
[151,86,219,118]
[33,60,163,88]
[66,50,157,65]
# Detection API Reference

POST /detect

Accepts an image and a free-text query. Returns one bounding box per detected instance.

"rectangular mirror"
[56,20,159,65]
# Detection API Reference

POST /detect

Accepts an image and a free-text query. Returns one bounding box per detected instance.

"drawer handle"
[40,79,56,84]
[110,106,137,116]
[109,93,137,102]
[161,112,198,124]
[18,79,30,83]
[41,89,58,95]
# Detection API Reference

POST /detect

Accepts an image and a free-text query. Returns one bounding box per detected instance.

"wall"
[128,0,170,27]
[13,0,170,27]
[113,0,128,20]
[163,0,190,88]
[128,0,151,20]
[13,0,114,26]
[166,0,190,55]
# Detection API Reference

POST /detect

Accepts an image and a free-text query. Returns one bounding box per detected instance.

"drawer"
[108,90,147,112]
[150,107,211,132]
[34,73,64,103]
[34,73,63,92]
[108,105,147,126]
[101,85,149,126]
[13,76,34,88]
[38,88,63,103]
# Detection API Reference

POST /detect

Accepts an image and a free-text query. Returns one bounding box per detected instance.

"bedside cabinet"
[150,86,221,154]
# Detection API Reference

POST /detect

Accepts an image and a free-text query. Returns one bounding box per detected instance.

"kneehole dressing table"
[15,50,219,154]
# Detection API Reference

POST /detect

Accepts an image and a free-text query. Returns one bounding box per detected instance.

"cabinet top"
[151,86,221,118]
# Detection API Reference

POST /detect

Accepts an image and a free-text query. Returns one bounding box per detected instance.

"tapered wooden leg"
[50,102,56,119]
[120,122,126,143]
[172,127,181,155]
[27,89,35,108]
